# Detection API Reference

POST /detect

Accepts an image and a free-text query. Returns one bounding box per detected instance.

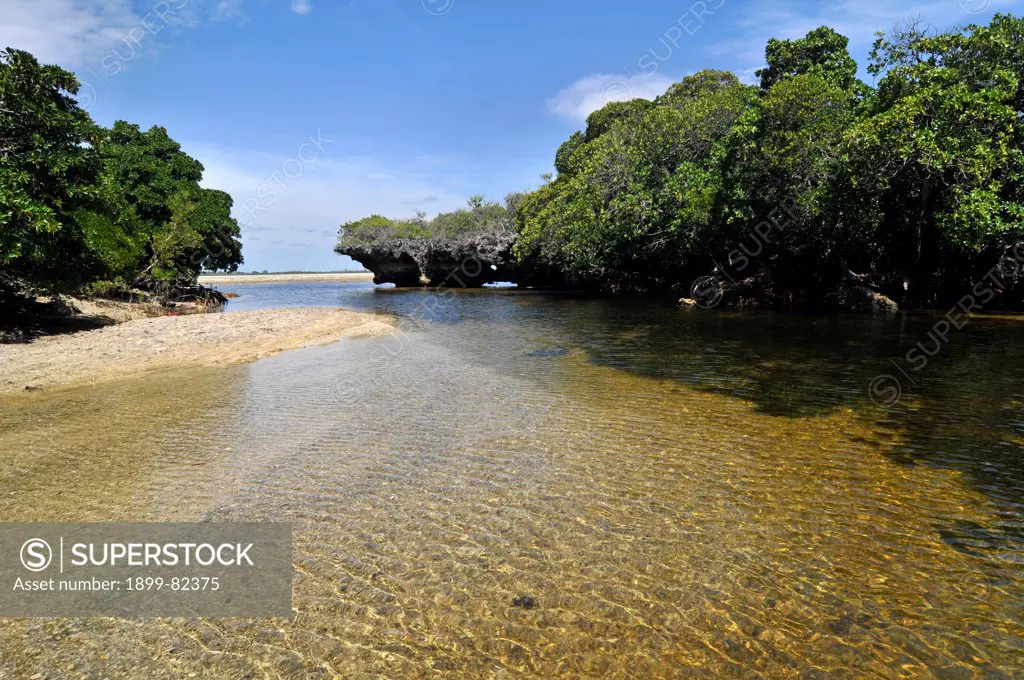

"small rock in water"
[526,348,568,358]
[511,594,538,609]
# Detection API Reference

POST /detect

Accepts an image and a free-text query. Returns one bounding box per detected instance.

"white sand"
[0,307,393,393]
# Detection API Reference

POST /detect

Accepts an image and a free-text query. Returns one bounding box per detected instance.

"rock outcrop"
[338,231,903,312]
[338,243,424,287]
[827,285,899,313]
[337,231,520,287]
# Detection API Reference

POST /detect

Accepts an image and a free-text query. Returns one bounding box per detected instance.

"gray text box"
[0,523,292,617]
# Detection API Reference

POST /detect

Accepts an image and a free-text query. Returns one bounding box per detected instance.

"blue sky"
[3,0,1021,271]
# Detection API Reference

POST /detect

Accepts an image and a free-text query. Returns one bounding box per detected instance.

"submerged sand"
[0,307,393,393]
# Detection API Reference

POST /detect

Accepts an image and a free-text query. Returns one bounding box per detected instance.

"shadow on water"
[3,280,1023,676]
[228,281,1024,559]
[516,296,1024,554]
[382,290,1024,550]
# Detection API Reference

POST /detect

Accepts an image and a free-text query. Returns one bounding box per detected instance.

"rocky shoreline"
[337,231,519,288]
[338,235,906,312]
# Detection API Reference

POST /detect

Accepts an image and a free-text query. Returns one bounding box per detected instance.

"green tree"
[847,15,1024,298]
[756,26,858,91]
[337,197,512,249]
[713,30,863,275]
[344,15,1024,309]
[514,70,752,285]
[1,47,242,306]
[554,131,584,177]
[0,48,99,290]
[94,121,242,286]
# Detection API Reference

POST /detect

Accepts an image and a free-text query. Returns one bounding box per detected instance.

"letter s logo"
[20,538,52,572]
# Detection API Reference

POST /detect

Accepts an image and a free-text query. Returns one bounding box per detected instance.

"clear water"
[1,281,1022,678]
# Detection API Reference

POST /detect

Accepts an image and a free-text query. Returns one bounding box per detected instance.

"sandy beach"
[199,272,373,285]
[0,307,393,394]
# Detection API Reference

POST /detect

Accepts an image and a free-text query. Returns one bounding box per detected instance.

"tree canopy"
[0,48,243,297]
[337,195,515,247]
[508,14,1024,307]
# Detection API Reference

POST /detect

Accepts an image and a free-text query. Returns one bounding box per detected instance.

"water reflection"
[0,282,1021,677]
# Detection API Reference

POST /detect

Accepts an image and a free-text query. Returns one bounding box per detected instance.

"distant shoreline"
[199,272,373,285]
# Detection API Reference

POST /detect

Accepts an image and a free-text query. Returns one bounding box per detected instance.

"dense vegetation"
[341,15,1024,309]
[514,15,1024,307]
[336,195,520,287]
[337,195,515,246]
[0,48,242,309]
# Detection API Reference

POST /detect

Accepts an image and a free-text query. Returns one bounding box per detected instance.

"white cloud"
[290,0,313,15]
[191,142,470,270]
[0,0,141,67]
[547,72,675,122]
[714,0,1024,76]
[0,0,247,68]
[213,0,247,24]
[549,0,1024,119]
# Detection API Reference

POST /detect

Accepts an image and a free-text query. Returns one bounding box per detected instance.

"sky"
[2,0,1021,272]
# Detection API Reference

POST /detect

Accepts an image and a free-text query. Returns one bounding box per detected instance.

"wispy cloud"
[0,0,252,67]
[547,72,675,123]
[548,0,1024,114]
[0,0,141,66]
[290,0,312,15]
[191,142,469,268]
[214,0,247,24]
[714,0,1024,75]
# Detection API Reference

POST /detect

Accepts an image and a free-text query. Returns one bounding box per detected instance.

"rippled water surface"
[1,281,1023,678]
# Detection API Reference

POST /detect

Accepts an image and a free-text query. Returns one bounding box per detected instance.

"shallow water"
[1,282,1023,678]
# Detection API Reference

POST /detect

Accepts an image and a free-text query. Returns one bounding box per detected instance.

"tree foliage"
[0,48,99,289]
[0,47,243,297]
[757,26,859,91]
[514,68,755,286]
[94,122,241,287]
[337,196,514,247]
[511,15,1024,307]
[847,16,1024,296]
